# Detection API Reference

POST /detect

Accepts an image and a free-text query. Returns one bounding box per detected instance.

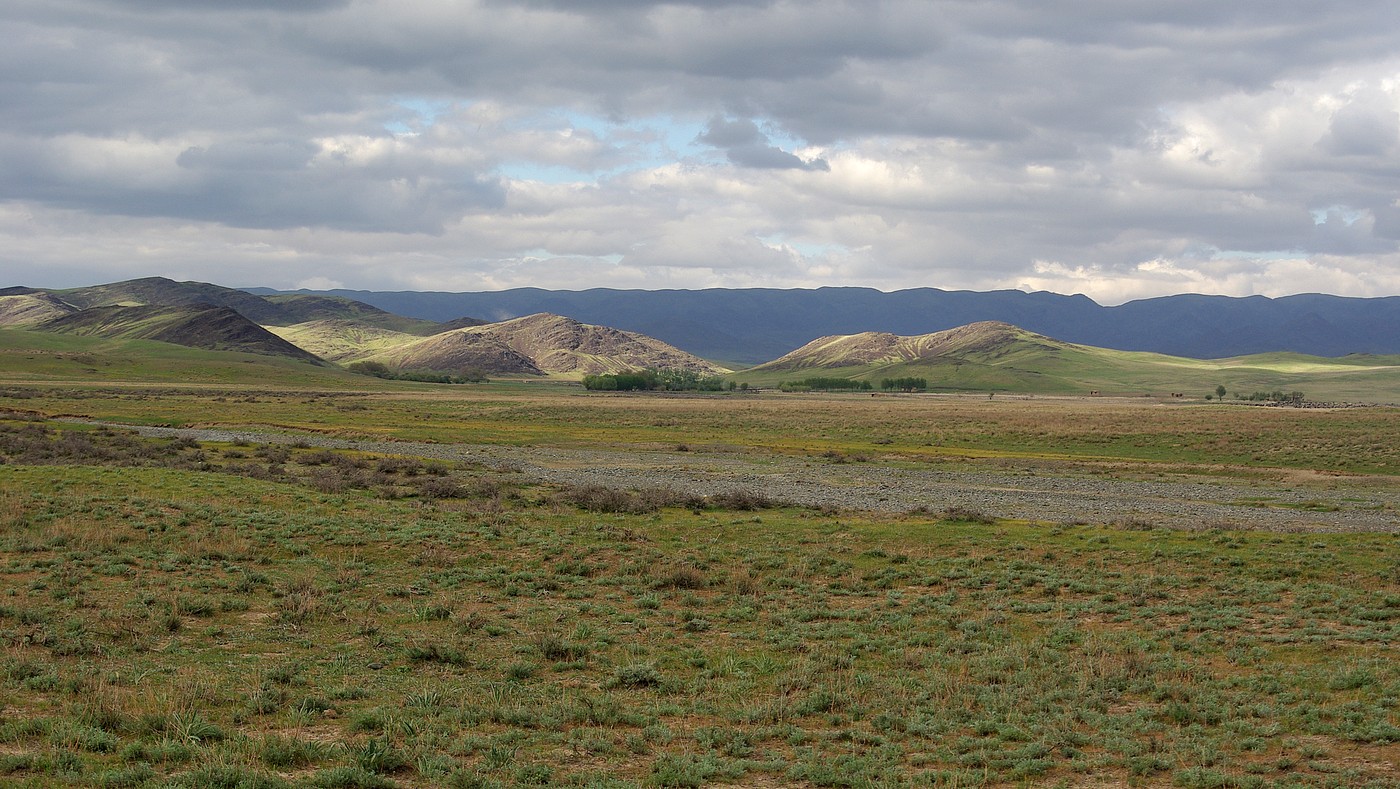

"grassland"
[6,381,1399,474]
[0,330,369,389]
[1,369,1398,787]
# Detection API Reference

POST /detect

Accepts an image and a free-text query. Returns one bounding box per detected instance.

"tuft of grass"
[655,566,708,590]
[532,633,589,662]
[259,733,329,769]
[608,663,663,689]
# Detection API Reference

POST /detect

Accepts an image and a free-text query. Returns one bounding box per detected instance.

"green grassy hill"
[259,293,443,333]
[266,320,425,363]
[735,321,1400,402]
[0,328,366,387]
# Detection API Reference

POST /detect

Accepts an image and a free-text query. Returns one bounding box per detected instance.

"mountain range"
[246,285,1400,364]
[2,277,1398,401]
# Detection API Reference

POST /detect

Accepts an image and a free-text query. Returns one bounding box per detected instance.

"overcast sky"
[4,0,1400,303]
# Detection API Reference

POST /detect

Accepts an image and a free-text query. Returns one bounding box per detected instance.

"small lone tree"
[1214,384,1227,400]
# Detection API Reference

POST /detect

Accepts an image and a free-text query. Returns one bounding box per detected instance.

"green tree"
[880,377,927,393]
[347,360,392,378]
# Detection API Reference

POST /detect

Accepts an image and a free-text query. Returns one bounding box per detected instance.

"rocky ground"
[112,423,1400,533]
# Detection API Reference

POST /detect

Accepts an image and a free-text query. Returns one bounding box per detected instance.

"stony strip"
[103,422,1400,533]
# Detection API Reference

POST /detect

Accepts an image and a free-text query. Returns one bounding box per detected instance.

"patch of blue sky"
[581,112,711,167]
[381,98,732,180]
[498,112,715,183]
[1311,205,1365,225]
[520,248,623,264]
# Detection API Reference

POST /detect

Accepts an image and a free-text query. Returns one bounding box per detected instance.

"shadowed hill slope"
[41,277,446,333]
[37,305,325,364]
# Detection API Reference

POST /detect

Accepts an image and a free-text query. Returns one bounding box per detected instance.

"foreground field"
[1,383,1398,787]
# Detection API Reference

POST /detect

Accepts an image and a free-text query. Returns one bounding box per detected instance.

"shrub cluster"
[556,484,774,514]
[346,361,487,384]
[0,423,197,468]
[0,420,489,502]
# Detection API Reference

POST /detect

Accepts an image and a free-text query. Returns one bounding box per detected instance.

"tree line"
[880,377,927,392]
[775,376,929,392]
[777,377,872,392]
[582,369,728,391]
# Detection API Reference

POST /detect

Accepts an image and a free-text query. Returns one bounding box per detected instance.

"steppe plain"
[1,375,1397,787]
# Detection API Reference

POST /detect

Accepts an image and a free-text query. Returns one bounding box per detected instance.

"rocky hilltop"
[751,321,1065,372]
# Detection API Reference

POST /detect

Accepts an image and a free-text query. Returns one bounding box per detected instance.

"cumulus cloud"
[1,0,1399,302]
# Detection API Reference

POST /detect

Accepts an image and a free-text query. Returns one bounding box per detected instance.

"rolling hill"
[736,321,1400,401]
[750,322,1063,371]
[362,313,731,377]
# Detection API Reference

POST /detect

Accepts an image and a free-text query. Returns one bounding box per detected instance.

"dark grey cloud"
[176,140,319,172]
[1323,101,1399,157]
[697,116,829,171]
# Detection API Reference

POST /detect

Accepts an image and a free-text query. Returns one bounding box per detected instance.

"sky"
[3,0,1400,304]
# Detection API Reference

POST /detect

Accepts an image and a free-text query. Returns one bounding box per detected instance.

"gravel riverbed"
[113,423,1400,533]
